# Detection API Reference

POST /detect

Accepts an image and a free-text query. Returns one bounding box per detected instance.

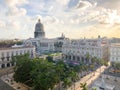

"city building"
[62,36,109,63]
[92,78,115,90]
[0,45,35,68]
[110,43,120,62]
[24,19,68,56]
[110,38,120,43]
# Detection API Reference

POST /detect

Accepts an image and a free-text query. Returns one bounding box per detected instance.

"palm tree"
[73,65,82,79]
[99,59,108,76]
[89,64,95,76]
[85,53,91,63]
[70,71,79,90]
[62,78,72,90]
[91,57,97,64]
[55,60,65,90]
[80,83,88,90]
[82,65,89,76]
[92,88,97,90]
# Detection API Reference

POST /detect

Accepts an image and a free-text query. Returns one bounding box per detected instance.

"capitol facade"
[24,19,68,56]
[24,19,120,63]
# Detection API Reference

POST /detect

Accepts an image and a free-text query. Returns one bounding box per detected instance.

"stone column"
[71,55,73,61]
[4,63,7,68]
[79,56,81,62]
[9,63,11,67]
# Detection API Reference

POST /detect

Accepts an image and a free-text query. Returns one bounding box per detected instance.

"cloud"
[96,9,120,25]
[56,0,70,5]
[43,16,61,24]
[6,7,27,16]
[48,6,54,12]
[0,21,6,28]
[0,0,120,39]
[98,0,120,10]
[5,0,28,7]
[31,15,43,21]
[76,0,92,10]
[5,0,28,17]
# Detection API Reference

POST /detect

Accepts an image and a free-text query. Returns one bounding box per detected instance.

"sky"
[0,0,120,39]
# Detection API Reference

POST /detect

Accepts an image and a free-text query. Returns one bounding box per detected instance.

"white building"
[24,19,68,56]
[0,45,35,68]
[62,36,109,63]
[110,43,120,62]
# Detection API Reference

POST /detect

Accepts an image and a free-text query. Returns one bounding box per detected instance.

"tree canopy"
[13,55,81,90]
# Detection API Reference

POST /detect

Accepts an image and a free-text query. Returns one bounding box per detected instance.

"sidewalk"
[0,67,14,77]
[1,73,30,90]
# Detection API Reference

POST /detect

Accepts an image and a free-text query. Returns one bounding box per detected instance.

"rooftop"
[111,43,120,47]
[0,45,34,50]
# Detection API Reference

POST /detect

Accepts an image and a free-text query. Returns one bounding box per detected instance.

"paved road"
[104,67,120,77]
[0,79,14,90]
[0,67,15,90]
[1,73,30,90]
[67,66,106,90]
[101,74,120,90]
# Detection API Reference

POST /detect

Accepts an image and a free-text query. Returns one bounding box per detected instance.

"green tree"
[14,56,86,90]
[31,59,58,90]
[70,71,79,90]
[46,55,54,62]
[13,54,33,86]
[92,88,97,90]
[80,83,88,90]
[85,53,91,63]
[55,60,65,90]
[62,78,72,90]
[91,57,97,64]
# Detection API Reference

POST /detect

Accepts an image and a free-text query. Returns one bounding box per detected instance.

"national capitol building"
[24,19,120,63]
[0,19,120,69]
[24,19,67,55]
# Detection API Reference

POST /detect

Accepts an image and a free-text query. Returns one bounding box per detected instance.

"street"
[67,66,106,90]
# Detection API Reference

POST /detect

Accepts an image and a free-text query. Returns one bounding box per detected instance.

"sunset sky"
[0,0,120,39]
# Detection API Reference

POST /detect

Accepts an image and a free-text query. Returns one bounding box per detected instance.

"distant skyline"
[0,0,120,39]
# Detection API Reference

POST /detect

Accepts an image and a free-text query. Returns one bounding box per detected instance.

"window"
[24,50,26,54]
[7,52,9,57]
[7,57,9,61]
[16,51,18,55]
[112,57,114,60]
[11,51,14,56]
[1,52,5,61]
[116,57,118,61]
[20,50,22,55]
[1,52,4,57]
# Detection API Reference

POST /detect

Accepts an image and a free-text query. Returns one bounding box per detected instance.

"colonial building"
[0,45,35,68]
[24,19,68,55]
[110,43,120,62]
[62,36,109,63]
